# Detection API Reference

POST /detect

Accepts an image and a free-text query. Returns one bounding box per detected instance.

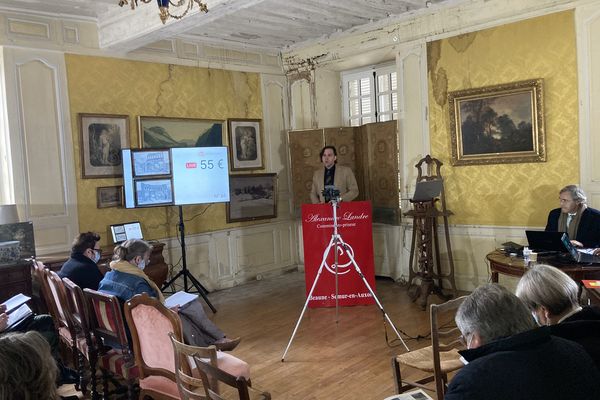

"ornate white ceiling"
[0,0,458,54]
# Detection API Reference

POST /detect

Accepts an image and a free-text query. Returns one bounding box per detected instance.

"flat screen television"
[122,147,230,208]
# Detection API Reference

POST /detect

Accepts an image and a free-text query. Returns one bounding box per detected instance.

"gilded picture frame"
[227,118,264,171]
[138,116,224,149]
[226,173,277,223]
[448,79,545,166]
[79,113,130,178]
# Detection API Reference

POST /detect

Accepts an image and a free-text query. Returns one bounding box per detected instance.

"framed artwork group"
[79,113,274,219]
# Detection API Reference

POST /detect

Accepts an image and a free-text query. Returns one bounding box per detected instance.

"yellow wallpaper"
[428,11,578,227]
[65,54,262,245]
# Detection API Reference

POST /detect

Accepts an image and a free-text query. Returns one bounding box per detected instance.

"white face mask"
[92,249,100,264]
[532,310,541,326]
[138,259,146,270]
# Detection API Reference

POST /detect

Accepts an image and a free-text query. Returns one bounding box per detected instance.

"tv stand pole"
[161,206,217,313]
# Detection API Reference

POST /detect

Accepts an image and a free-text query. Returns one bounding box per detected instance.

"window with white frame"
[342,64,398,127]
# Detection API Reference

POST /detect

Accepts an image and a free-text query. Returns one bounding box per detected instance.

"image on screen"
[132,149,171,177]
[110,221,144,244]
[134,179,174,207]
[172,147,230,205]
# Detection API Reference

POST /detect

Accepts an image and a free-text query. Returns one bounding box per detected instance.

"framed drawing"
[138,116,223,148]
[96,186,123,208]
[227,118,263,170]
[134,178,174,207]
[227,173,277,223]
[448,79,545,166]
[79,114,129,178]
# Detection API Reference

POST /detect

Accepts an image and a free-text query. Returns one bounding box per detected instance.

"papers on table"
[7,304,32,330]
[164,291,198,309]
[1,293,33,331]
[2,293,31,313]
[383,389,434,400]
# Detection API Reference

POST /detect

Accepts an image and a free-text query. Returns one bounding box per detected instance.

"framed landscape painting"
[139,116,223,149]
[79,114,129,178]
[227,173,277,223]
[448,79,545,166]
[227,118,264,170]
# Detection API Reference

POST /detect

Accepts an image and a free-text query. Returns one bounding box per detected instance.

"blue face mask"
[138,260,146,270]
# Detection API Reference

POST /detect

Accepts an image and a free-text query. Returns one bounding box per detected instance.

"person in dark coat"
[545,184,600,248]
[516,263,600,368]
[58,232,104,290]
[445,284,600,400]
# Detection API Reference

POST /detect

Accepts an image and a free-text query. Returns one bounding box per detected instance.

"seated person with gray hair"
[445,283,600,400]
[516,264,600,368]
[545,184,600,248]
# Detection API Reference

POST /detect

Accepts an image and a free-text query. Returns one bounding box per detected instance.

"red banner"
[302,201,376,308]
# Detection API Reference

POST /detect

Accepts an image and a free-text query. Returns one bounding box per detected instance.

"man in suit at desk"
[545,185,600,248]
[310,145,359,204]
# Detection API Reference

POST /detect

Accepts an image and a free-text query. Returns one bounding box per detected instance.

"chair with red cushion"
[44,269,87,394]
[84,288,139,400]
[124,293,250,400]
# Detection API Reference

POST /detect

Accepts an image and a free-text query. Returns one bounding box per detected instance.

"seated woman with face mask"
[516,264,600,368]
[98,239,240,351]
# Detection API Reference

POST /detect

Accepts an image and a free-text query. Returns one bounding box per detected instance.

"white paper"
[383,389,434,400]
[2,293,31,313]
[164,291,198,308]
[7,304,32,329]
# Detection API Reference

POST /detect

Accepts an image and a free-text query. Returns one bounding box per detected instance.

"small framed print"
[96,186,123,209]
[227,119,263,170]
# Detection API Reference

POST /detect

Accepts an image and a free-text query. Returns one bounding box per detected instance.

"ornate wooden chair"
[169,332,252,400]
[391,296,467,400]
[84,288,139,400]
[44,269,87,394]
[63,277,99,398]
[193,357,270,400]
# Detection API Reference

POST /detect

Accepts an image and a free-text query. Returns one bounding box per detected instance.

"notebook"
[525,230,567,253]
[560,234,600,264]
[411,180,443,202]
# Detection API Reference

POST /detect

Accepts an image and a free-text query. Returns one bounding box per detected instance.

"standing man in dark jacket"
[58,232,103,290]
[445,284,600,400]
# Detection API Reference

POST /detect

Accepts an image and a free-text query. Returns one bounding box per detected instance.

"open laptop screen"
[525,230,567,252]
[110,221,143,244]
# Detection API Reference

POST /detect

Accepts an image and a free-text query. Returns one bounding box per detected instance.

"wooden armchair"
[63,277,99,398]
[124,292,186,400]
[391,296,467,400]
[44,269,87,394]
[169,332,252,400]
[193,358,270,400]
[84,288,139,400]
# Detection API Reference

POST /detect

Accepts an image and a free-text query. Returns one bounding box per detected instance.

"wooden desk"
[487,250,600,282]
[0,260,33,303]
[36,241,168,288]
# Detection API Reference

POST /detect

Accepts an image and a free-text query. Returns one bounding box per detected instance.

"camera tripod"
[281,198,409,361]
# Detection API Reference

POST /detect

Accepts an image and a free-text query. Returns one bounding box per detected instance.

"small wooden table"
[487,250,600,282]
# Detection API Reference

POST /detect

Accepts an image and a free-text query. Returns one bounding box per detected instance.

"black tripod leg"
[162,270,184,291]
[187,272,217,313]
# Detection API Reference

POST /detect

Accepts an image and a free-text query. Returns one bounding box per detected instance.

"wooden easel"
[404,155,457,310]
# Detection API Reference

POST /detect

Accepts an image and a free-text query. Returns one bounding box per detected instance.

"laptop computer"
[110,221,144,244]
[411,180,443,202]
[525,230,567,254]
[560,234,600,264]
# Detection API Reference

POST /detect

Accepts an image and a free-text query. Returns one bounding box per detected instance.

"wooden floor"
[61,270,449,399]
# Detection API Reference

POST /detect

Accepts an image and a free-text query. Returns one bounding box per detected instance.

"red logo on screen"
[186,162,197,169]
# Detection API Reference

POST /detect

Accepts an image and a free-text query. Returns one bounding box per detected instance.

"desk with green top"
[486,249,600,283]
